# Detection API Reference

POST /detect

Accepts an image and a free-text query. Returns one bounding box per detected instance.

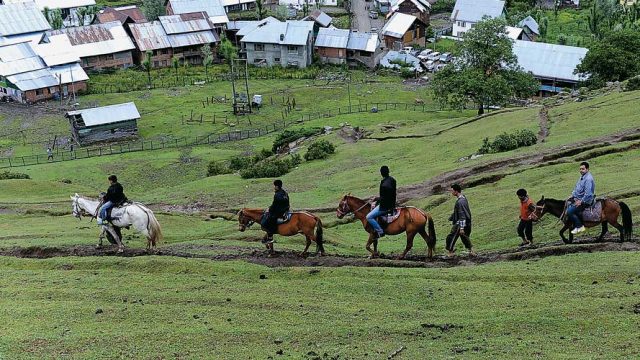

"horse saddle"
[276,212,293,224]
[582,200,603,222]
[378,208,401,227]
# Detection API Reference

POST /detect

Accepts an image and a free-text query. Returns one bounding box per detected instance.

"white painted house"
[450,0,505,38]
[278,0,337,10]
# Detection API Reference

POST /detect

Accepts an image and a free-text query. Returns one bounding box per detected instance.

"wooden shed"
[66,102,140,145]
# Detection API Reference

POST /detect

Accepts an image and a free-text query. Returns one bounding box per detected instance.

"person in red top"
[516,188,536,246]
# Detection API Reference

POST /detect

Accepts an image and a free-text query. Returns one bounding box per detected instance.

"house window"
[457,21,466,27]
[274,58,280,62]
[287,45,298,54]
[35,88,44,96]
[255,44,265,51]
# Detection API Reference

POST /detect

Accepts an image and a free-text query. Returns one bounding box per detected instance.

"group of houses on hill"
[0,0,592,103]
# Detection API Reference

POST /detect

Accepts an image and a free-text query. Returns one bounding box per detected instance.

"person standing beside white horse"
[71,193,162,252]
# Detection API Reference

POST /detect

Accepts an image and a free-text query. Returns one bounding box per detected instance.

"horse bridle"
[336,198,369,218]
[72,197,83,219]
[237,210,255,230]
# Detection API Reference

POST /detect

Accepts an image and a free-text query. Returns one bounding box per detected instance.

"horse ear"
[70,195,75,199]
[541,195,545,201]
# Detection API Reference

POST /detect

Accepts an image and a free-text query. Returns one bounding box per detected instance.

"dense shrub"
[304,140,336,161]
[0,171,30,180]
[272,128,322,153]
[240,154,302,179]
[431,0,454,13]
[228,155,253,171]
[626,76,640,92]
[479,129,537,154]
[207,160,231,176]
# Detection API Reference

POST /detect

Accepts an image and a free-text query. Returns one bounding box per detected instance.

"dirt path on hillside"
[1,237,638,269]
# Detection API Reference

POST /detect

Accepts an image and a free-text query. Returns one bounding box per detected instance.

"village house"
[381,12,427,50]
[96,5,147,26]
[241,20,314,68]
[314,28,380,68]
[221,0,256,12]
[518,16,540,41]
[0,41,59,103]
[279,0,338,10]
[165,0,229,28]
[66,102,140,145]
[33,33,90,96]
[2,0,97,27]
[226,17,279,46]
[387,0,431,26]
[129,12,220,68]
[303,9,333,38]
[0,2,51,43]
[512,40,588,95]
[451,0,505,38]
[47,21,136,71]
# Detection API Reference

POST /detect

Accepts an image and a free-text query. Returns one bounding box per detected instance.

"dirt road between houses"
[1,237,638,269]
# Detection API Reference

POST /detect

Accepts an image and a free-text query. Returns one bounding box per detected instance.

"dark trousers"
[445,223,472,251]
[517,220,533,241]
[261,213,279,235]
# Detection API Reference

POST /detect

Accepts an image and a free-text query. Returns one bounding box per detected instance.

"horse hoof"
[117,248,124,253]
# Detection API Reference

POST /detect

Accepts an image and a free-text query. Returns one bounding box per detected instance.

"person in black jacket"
[445,183,475,257]
[260,179,290,244]
[97,175,127,225]
[366,165,397,238]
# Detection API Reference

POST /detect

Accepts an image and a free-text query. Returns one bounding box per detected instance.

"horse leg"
[373,238,379,258]
[301,235,312,258]
[417,226,433,260]
[398,231,416,260]
[560,224,572,244]
[365,233,378,259]
[106,226,124,253]
[97,228,105,249]
[596,222,608,242]
[610,221,625,242]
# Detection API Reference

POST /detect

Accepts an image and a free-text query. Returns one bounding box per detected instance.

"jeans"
[567,203,585,228]
[366,205,387,235]
[99,201,113,221]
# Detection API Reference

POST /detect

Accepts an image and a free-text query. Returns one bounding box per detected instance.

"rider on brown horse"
[366,166,397,238]
[260,179,290,244]
[567,162,595,235]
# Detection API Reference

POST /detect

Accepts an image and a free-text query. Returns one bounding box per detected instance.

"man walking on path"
[445,183,475,257]
[47,147,53,161]
[516,188,536,246]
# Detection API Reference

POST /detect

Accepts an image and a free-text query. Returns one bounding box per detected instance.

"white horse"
[71,193,163,252]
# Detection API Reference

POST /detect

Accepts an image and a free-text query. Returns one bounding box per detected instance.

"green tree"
[576,29,640,84]
[431,17,538,115]
[255,0,265,20]
[142,50,153,88]
[76,6,97,26]
[201,43,213,78]
[172,55,180,81]
[219,36,238,70]
[539,16,548,40]
[143,0,165,21]
[43,7,64,30]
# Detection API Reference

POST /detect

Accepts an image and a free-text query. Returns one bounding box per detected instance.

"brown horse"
[237,208,325,257]
[532,196,633,244]
[336,194,436,259]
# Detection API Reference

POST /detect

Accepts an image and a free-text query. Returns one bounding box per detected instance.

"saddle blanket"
[582,201,603,222]
[379,208,401,225]
[276,212,292,224]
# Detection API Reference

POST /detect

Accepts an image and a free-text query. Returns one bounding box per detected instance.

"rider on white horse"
[97,175,127,225]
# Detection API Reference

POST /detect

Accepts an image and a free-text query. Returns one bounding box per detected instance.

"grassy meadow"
[1,73,639,358]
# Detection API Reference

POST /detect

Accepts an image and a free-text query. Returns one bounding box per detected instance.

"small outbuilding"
[66,102,140,145]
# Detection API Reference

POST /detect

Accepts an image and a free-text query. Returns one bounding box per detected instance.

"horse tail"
[147,209,163,246]
[427,214,437,249]
[620,201,633,241]
[315,216,325,254]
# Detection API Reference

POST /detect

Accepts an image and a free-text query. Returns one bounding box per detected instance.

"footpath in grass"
[0,252,638,358]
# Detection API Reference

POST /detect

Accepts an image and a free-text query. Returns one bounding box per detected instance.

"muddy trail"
[1,236,638,269]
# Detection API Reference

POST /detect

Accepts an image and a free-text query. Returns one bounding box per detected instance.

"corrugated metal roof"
[347,32,379,53]
[67,102,140,127]
[0,32,45,46]
[380,50,422,71]
[315,28,349,48]
[34,34,80,66]
[221,0,255,5]
[241,20,313,46]
[309,10,332,27]
[0,2,52,37]
[129,22,172,51]
[506,26,523,40]
[6,67,58,91]
[451,0,505,22]
[512,40,588,82]
[518,16,540,35]
[168,0,229,24]
[3,0,96,10]
[235,17,279,36]
[381,13,417,39]
[390,0,430,14]
[47,21,135,58]
[0,41,47,76]
[167,30,219,48]
[50,62,89,84]
[159,12,213,34]
[97,6,147,24]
